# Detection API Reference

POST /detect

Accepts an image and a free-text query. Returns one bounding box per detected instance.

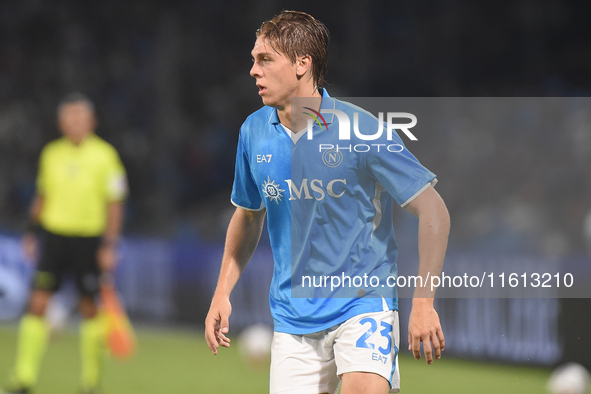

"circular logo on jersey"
[322,149,344,168]
[262,176,285,204]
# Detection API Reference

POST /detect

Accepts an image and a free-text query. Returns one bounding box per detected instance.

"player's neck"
[66,131,94,146]
[278,85,322,131]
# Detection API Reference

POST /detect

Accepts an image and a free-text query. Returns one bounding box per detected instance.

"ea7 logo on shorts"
[372,353,389,364]
[257,154,272,163]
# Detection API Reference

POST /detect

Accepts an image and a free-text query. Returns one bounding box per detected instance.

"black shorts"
[33,230,101,297]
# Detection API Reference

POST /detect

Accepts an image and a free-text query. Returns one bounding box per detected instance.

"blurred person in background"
[205,11,449,394]
[4,93,128,394]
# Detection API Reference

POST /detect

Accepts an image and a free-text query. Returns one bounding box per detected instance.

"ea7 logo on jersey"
[285,178,347,201]
[257,154,272,163]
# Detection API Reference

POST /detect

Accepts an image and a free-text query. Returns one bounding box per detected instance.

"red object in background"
[100,277,136,360]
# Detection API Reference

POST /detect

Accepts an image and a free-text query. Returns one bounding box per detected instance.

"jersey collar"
[64,133,96,147]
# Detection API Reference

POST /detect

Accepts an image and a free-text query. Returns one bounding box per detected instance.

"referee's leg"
[7,290,52,391]
[7,230,62,392]
[79,295,99,318]
[28,289,52,316]
[78,294,105,392]
[75,235,106,392]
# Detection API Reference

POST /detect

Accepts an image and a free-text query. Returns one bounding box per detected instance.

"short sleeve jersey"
[37,134,128,237]
[231,90,436,334]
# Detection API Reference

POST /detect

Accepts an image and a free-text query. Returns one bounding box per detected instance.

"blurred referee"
[4,93,127,394]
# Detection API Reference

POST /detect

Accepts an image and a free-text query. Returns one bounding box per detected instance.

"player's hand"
[97,243,118,273]
[21,233,38,262]
[408,298,445,364]
[205,296,232,355]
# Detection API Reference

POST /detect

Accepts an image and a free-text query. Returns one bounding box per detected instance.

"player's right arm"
[205,206,266,355]
[22,146,48,261]
[21,194,44,261]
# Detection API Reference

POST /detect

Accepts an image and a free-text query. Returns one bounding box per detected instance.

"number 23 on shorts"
[355,317,398,362]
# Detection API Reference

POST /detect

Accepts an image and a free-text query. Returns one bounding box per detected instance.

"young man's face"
[58,102,96,144]
[250,35,300,109]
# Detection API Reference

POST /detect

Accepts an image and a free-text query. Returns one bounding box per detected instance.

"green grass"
[0,323,554,393]
[0,324,269,394]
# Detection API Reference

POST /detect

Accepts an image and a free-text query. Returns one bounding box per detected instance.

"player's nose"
[250,61,261,78]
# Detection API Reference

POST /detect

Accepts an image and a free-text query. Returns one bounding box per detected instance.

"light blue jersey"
[231,90,436,334]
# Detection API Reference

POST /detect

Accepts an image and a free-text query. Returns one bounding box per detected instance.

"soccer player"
[4,93,128,394]
[205,11,450,394]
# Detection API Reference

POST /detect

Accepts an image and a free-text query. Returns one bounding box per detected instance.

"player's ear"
[296,55,313,78]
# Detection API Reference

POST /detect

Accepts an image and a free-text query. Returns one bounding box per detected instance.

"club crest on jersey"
[322,149,343,168]
[262,176,284,203]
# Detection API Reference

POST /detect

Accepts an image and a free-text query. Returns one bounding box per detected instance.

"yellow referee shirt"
[37,134,128,237]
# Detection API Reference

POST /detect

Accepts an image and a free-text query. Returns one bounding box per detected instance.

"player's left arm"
[99,149,128,274]
[98,201,124,273]
[404,184,450,364]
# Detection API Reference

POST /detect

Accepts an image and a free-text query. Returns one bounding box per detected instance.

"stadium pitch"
[0,324,551,393]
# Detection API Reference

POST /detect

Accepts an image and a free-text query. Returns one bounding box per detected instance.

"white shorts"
[270,310,400,394]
